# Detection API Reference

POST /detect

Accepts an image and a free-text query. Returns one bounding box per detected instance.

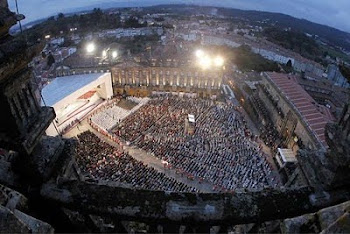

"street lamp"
[86,43,95,53]
[86,43,96,67]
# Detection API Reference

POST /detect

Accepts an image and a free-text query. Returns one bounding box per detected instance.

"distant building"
[176,30,199,41]
[53,47,77,62]
[98,27,163,39]
[293,60,324,77]
[111,66,223,98]
[252,47,294,65]
[326,64,350,88]
[49,37,64,46]
[296,74,349,119]
[202,35,240,48]
[259,72,335,150]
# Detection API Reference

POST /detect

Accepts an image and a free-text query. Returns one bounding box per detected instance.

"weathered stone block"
[317,200,350,230]
[281,213,319,233]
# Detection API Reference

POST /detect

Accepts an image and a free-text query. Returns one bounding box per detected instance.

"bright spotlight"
[86,43,95,53]
[214,56,224,67]
[195,49,204,58]
[112,51,118,59]
[198,56,212,69]
[102,50,107,57]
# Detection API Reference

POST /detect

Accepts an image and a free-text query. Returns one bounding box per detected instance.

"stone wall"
[41,179,350,225]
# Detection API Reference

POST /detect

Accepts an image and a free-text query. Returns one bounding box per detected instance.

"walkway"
[124,146,215,193]
[224,83,281,186]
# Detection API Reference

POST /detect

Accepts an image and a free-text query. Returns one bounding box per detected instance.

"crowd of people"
[75,131,197,192]
[250,94,282,149]
[114,96,277,191]
[259,123,282,150]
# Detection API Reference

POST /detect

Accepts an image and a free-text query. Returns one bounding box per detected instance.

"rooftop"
[41,73,107,106]
[265,72,333,147]
[278,148,297,163]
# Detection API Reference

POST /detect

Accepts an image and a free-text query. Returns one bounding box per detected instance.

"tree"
[58,13,65,19]
[286,59,292,67]
[339,64,350,82]
[231,45,280,72]
[124,17,144,28]
[47,53,55,67]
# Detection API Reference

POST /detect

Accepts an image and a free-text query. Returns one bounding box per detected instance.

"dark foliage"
[47,53,55,67]
[339,64,350,82]
[262,27,322,60]
[215,7,350,51]
[22,8,146,41]
[231,45,280,72]
[149,4,350,51]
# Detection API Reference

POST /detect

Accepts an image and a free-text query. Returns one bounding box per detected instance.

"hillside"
[217,7,350,51]
[17,3,350,52]
[149,4,350,51]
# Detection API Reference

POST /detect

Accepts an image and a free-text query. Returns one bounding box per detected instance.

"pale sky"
[8,0,350,33]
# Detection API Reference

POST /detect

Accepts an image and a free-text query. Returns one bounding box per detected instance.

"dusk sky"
[8,0,350,33]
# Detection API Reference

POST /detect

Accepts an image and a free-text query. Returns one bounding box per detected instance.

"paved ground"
[64,120,90,138]
[124,146,215,193]
[117,99,138,110]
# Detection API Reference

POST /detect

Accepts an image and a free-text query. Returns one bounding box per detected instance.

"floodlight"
[112,51,118,59]
[195,49,204,58]
[214,56,224,67]
[86,43,95,53]
[199,56,212,69]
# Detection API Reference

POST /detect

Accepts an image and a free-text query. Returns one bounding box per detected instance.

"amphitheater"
[70,95,280,194]
[1,1,350,233]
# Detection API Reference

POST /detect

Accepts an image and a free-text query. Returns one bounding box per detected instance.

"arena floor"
[116,99,138,110]
[65,95,281,193]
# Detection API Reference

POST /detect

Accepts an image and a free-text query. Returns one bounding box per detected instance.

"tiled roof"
[265,72,333,147]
